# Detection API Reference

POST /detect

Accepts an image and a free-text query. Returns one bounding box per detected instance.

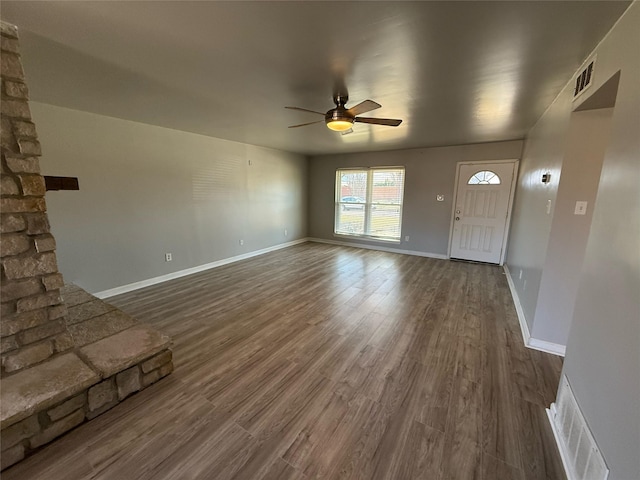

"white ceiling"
[1,1,630,156]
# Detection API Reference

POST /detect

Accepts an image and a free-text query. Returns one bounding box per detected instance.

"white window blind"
[335,167,405,241]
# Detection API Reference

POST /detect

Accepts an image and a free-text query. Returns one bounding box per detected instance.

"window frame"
[334,166,405,243]
[467,170,501,185]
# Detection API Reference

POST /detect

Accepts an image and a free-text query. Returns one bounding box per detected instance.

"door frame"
[447,159,519,265]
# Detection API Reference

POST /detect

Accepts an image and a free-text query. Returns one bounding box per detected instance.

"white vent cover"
[547,375,609,480]
[573,57,596,100]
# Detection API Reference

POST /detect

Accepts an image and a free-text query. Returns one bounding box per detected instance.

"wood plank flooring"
[4,243,566,479]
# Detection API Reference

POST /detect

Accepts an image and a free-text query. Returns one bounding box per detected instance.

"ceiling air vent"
[573,57,596,100]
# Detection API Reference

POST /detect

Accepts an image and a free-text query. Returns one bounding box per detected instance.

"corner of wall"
[503,265,566,357]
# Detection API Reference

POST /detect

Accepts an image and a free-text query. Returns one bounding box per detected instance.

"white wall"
[308,140,523,256]
[508,4,639,478]
[32,102,308,294]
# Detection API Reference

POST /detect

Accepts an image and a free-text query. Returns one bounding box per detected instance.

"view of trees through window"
[335,167,405,241]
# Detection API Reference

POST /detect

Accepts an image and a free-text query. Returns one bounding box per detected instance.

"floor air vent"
[573,57,596,100]
[547,376,609,480]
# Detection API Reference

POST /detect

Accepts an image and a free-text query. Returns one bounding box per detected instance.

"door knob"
[455,217,460,221]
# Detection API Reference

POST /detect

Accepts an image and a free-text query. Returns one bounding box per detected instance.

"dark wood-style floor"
[4,243,565,480]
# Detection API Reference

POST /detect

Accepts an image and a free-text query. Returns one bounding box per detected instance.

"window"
[467,170,501,185]
[335,167,405,241]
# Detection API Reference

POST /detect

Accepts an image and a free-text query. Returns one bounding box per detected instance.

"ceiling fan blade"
[347,100,381,116]
[355,117,402,127]
[285,106,326,116]
[288,120,324,128]
[341,128,354,136]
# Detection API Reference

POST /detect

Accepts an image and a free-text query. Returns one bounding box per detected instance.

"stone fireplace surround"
[0,22,173,469]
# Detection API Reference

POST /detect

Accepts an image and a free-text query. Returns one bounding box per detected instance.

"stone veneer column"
[1,22,73,376]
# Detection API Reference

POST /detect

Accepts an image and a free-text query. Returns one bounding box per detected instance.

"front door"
[449,161,517,264]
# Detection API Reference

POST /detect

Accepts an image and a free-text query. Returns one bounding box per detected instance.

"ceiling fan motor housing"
[325,106,354,130]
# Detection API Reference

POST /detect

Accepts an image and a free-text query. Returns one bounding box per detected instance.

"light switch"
[574,201,588,215]
[546,200,552,215]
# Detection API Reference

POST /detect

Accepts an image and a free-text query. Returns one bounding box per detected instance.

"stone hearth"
[1,285,173,469]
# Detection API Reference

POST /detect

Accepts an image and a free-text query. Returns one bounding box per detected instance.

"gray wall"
[531,108,613,345]
[506,97,571,334]
[509,3,639,478]
[507,85,616,349]
[32,102,308,294]
[308,140,523,256]
[563,5,639,478]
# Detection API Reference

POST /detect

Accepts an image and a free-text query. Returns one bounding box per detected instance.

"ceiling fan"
[285,94,402,134]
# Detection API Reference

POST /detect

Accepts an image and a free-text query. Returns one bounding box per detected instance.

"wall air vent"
[547,376,609,480]
[573,57,596,100]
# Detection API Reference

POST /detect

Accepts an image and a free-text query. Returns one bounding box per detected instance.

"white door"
[449,161,517,264]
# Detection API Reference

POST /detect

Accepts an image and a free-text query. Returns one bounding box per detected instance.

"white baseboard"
[502,265,566,357]
[94,238,310,299]
[547,404,575,480]
[528,337,566,356]
[503,264,532,343]
[308,237,448,260]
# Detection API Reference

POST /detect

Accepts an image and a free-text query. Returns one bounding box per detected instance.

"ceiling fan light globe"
[326,120,354,131]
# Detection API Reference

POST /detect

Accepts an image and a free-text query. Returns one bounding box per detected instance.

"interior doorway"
[531,72,619,347]
[448,160,519,264]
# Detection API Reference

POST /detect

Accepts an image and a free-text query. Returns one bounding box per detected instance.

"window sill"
[333,233,401,245]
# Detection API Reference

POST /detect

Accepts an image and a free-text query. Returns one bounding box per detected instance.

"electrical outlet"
[165,253,172,262]
[284,229,288,236]
[239,239,244,246]
[574,201,588,215]
[405,235,410,242]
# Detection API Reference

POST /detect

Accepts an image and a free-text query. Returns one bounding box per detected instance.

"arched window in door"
[468,170,501,185]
